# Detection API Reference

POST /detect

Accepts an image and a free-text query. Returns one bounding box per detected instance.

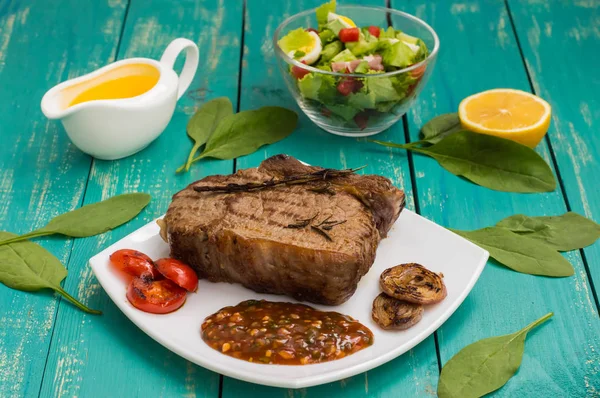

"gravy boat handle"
[160,38,200,100]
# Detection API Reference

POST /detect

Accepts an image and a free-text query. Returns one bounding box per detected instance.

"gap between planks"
[35,1,133,397]
[503,0,600,313]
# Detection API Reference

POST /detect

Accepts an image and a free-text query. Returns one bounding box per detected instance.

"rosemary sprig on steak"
[285,213,320,229]
[193,166,367,193]
[310,225,333,241]
[285,214,346,242]
[307,182,336,195]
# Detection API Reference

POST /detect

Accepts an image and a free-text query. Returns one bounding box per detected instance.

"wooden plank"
[506,0,600,310]
[222,0,440,396]
[0,1,126,397]
[399,0,600,396]
[38,0,244,396]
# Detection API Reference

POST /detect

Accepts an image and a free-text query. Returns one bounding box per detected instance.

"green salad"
[277,0,430,130]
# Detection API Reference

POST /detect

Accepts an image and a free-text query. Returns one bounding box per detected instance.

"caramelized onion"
[380,263,447,304]
[157,219,168,242]
[371,293,423,330]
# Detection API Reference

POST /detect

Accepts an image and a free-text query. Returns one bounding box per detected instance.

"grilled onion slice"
[380,263,447,305]
[372,293,423,330]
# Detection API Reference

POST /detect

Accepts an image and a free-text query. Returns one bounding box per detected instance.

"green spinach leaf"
[497,212,600,251]
[452,227,574,277]
[438,312,553,398]
[420,113,463,144]
[194,107,298,161]
[372,131,556,193]
[496,214,548,233]
[0,193,151,246]
[177,97,233,173]
[0,232,101,314]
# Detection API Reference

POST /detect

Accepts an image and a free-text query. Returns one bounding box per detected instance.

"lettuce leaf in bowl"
[348,90,377,109]
[298,73,338,103]
[367,76,404,102]
[316,0,336,27]
[382,41,416,68]
[328,104,359,120]
[346,32,379,56]
[320,40,343,62]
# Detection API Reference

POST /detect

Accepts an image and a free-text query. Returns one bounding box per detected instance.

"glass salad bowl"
[274,5,439,137]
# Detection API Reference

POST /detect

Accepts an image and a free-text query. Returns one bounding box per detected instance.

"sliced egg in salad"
[291,31,322,65]
[327,12,356,28]
[278,28,322,65]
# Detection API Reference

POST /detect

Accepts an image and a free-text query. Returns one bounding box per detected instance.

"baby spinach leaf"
[177,97,233,173]
[0,193,151,246]
[453,227,574,277]
[438,312,553,398]
[0,232,101,314]
[372,131,556,193]
[496,214,548,233]
[194,107,298,161]
[497,212,600,251]
[420,113,463,144]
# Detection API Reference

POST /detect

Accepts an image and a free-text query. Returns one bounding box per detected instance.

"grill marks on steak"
[163,155,405,305]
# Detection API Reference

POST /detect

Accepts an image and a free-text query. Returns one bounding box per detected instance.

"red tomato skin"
[354,112,369,130]
[110,249,162,280]
[337,77,363,96]
[154,258,199,292]
[368,26,381,38]
[127,277,187,314]
[291,64,310,80]
[410,63,427,78]
[339,28,360,43]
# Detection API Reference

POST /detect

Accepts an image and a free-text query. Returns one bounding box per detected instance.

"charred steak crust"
[163,155,405,305]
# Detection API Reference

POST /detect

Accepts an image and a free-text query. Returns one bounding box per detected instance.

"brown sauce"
[201,300,373,365]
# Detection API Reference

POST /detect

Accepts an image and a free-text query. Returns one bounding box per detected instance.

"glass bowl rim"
[272,5,440,78]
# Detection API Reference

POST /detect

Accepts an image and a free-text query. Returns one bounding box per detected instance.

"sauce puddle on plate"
[201,300,373,365]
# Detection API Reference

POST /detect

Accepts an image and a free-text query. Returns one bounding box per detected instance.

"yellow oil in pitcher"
[68,63,160,107]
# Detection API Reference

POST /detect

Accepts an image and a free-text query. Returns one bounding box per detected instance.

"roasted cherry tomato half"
[339,27,360,43]
[127,276,187,314]
[110,249,162,279]
[155,258,199,292]
[367,26,381,38]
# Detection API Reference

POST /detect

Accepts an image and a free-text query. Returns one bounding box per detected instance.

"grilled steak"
[162,155,405,305]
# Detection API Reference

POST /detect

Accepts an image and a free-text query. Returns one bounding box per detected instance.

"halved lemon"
[458,89,551,148]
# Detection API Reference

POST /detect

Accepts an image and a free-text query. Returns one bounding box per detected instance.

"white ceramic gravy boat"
[41,38,199,160]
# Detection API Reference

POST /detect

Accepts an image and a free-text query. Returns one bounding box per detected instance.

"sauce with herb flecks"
[201,300,373,365]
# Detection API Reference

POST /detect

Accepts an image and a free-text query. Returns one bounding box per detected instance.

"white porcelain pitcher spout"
[41,38,199,160]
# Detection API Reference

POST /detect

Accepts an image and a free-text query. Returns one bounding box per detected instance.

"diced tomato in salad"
[354,112,369,130]
[368,26,381,38]
[339,28,360,43]
[410,63,427,78]
[337,77,363,96]
[291,61,311,80]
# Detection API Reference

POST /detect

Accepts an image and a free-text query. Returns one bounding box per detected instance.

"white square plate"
[89,209,488,388]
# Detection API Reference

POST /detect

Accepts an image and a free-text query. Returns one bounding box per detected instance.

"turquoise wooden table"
[1,0,599,396]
